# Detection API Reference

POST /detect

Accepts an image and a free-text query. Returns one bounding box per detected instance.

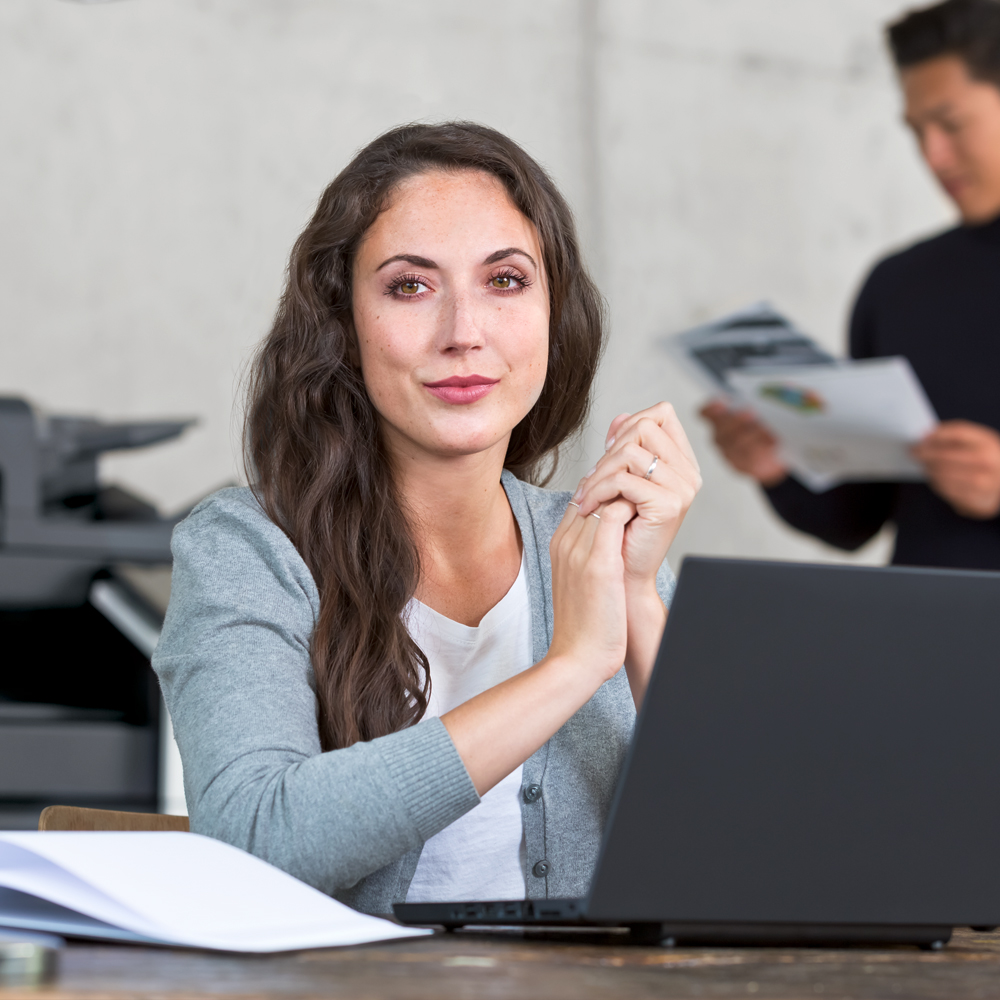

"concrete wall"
[585,0,957,567]
[1,0,954,568]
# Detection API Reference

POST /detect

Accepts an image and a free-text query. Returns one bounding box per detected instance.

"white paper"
[0,832,430,952]
[726,357,939,492]
[663,301,836,395]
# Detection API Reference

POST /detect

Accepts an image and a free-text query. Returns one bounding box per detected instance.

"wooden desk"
[3,926,1000,999]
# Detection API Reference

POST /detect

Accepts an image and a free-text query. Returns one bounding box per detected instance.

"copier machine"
[0,397,192,828]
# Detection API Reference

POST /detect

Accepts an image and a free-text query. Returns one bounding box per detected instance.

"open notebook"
[0,832,429,952]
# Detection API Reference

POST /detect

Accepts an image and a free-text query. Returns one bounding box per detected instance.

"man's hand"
[912,421,1000,519]
[700,401,789,487]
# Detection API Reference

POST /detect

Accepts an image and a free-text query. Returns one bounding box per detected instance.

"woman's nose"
[438,293,486,353]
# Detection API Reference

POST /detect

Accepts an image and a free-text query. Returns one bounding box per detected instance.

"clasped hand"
[547,403,702,689]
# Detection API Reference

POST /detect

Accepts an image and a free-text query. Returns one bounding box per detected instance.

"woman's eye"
[398,280,427,295]
[490,272,527,290]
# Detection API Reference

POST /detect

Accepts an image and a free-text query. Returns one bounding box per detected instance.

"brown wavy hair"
[245,122,605,751]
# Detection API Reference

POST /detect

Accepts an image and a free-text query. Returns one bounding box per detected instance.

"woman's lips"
[423,375,499,404]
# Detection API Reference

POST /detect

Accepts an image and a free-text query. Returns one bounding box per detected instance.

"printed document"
[0,832,430,952]
[665,304,939,491]
[665,301,835,394]
[727,358,938,491]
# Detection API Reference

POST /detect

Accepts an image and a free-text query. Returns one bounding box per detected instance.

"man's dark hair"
[888,0,1000,86]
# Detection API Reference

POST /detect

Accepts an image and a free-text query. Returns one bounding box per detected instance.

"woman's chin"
[410,411,528,459]
[427,436,509,461]
[412,425,512,461]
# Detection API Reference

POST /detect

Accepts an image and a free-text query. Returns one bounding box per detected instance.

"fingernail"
[584,466,596,478]
[572,486,583,501]
[605,436,615,451]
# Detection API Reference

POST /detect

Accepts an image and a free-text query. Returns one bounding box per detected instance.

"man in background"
[702,0,1000,570]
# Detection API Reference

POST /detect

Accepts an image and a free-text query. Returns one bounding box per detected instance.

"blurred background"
[0,0,957,571]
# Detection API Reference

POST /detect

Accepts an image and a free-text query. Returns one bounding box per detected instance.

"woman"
[153,122,701,914]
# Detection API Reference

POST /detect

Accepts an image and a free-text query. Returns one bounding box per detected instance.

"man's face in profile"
[902,55,1000,223]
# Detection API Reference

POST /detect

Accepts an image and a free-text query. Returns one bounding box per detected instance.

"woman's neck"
[393,439,522,627]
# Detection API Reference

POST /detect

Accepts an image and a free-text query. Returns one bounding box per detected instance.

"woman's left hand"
[572,403,702,591]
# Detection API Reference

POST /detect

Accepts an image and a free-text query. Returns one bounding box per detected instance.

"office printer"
[0,397,193,828]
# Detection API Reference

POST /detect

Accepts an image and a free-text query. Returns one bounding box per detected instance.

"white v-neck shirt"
[404,556,532,903]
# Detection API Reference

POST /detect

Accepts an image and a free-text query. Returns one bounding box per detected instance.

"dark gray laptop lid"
[586,557,1000,927]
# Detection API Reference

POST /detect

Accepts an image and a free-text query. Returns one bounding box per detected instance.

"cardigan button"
[532,860,550,878]
[523,783,542,803]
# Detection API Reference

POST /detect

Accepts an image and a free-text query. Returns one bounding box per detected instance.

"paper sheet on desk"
[726,357,939,492]
[0,832,430,952]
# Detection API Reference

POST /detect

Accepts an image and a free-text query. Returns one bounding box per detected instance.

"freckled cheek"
[508,315,549,372]
[501,332,548,406]
[357,331,420,418]
[360,315,420,369]
[497,301,548,351]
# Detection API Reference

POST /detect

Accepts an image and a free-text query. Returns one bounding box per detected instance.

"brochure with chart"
[726,357,938,491]
[0,832,430,953]
[665,305,939,491]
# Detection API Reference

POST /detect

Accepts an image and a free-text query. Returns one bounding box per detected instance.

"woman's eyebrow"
[483,247,537,268]
[375,253,438,272]
[375,248,537,271]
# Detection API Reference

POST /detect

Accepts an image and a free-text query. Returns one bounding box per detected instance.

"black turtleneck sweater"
[764,214,1000,570]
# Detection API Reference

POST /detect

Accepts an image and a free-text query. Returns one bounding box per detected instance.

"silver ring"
[643,455,659,481]
[568,501,600,520]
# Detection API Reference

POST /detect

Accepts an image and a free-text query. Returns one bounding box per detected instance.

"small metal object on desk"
[0,929,61,986]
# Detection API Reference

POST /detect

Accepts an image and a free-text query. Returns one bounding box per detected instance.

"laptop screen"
[588,557,1000,928]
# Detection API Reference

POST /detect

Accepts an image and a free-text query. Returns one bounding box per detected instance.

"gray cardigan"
[153,470,675,915]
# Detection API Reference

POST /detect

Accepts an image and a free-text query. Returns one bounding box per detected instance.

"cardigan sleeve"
[152,488,480,897]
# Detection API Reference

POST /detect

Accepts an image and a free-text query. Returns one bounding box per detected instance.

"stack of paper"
[0,832,429,952]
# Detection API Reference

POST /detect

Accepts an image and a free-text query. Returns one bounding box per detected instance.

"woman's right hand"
[700,401,789,487]
[547,497,634,685]
[441,497,635,796]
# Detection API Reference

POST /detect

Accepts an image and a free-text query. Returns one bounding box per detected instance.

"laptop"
[395,556,1000,948]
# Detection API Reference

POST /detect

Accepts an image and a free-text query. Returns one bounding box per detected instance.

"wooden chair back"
[38,805,190,833]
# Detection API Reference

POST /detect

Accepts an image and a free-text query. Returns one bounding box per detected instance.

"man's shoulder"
[863,224,965,288]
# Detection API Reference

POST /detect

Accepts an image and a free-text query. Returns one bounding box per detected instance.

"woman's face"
[352,169,550,466]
